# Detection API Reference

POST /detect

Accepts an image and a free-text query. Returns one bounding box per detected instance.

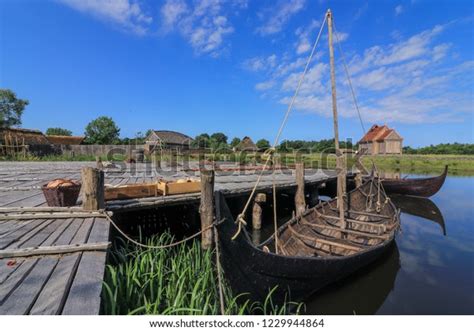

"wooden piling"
[153,150,161,169]
[95,156,103,170]
[199,169,214,249]
[81,167,105,211]
[252,193,266,230]
[295,163,306,216]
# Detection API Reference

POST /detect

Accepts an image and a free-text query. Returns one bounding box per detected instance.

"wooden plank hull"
[215,180,400,303]
[380,166,447,197]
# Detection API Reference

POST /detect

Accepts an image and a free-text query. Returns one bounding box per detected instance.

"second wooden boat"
[378,166,448,197]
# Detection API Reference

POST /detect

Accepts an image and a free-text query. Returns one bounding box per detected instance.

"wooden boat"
[215,178,400,302]
[377,166,448,197]
[390,195,446,235]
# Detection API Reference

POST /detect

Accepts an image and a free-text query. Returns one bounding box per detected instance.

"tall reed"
[102,233,302,315]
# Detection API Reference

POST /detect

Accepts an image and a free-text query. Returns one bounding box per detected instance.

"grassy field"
[1,152,472,175]
[102,232,302,315]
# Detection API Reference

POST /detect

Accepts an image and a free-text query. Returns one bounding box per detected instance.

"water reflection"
[391,195,446,236]
[305,242,400,315]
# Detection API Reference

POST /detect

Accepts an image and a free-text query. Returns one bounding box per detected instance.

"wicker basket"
[42,181,82,207]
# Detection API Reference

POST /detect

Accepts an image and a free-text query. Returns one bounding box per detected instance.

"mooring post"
[199,169,215,250]
[295,163,306,216]
[81,167,105,211]
[252,193,266,230]
[95,156,103,170]
[153,150,161,170]
[354,170,363,188]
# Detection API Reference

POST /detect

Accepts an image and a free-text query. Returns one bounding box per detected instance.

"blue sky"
[0,0,473,147]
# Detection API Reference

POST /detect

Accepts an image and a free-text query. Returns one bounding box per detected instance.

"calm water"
[257,175,474,314]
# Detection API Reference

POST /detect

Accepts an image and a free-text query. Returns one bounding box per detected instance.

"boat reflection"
[304,242,400,315]
[390,195,446,236]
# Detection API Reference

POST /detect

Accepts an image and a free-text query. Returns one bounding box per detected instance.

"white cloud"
[159,0,235,57]
[256,0,306,36]
[242,54,277,72]
[58,0,152,35]
[161,0,188,30]
[255,80,276,91]
[395,5,403,16]
[295,20,320,54]
[245,21,473,125]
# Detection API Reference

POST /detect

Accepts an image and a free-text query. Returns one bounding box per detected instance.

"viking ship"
[377,166,448,197]
[215,9,401,302]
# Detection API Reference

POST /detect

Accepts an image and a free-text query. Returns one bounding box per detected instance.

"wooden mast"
[327,9,346,230]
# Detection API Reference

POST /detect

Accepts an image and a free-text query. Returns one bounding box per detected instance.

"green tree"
[84,116,120,144]
[192,133,211,148]
[46,127,72,136]
[0,89,29,128]
[210,132,228,145]
[230,137,241,148]
[256,139,271,150]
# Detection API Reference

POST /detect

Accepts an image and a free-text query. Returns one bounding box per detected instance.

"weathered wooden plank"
[69,218,94,244]
[41,218,75,246]
[62,218,109,315]
[0,242,110,258]
[5,219,56,249]
[0,257,58,314]
[0,219,49,249]
[53,218,85,246]
[29,253,81,315]
[0,258,38,305]
[61,251,106,315]
[0,259,24,284]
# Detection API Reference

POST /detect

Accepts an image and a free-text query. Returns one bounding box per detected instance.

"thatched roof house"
[234,136,257,152]
[358,124,403,155]
[46,135,85,145]
[145,130,193,151]
[0,127,49,145]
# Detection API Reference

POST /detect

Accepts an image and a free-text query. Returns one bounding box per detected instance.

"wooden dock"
[0,161,335,314]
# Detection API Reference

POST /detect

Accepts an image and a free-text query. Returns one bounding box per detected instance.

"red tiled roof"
[375,129,394,142]
[359,125,386,143]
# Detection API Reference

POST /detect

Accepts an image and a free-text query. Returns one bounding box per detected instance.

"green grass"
[101,232,303,315]
[2,151,473,175]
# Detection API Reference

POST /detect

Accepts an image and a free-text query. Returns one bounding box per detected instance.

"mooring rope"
[102,211,219,249]
[231,13,328,240]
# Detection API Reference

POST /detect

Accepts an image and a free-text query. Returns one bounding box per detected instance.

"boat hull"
[215,192,395,303]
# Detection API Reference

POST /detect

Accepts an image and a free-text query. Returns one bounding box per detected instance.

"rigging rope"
[333,19,367,137]
[231,13,328,240]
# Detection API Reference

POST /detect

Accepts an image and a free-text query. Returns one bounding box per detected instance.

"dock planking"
[0,214,110,315]
[0,161,335,314]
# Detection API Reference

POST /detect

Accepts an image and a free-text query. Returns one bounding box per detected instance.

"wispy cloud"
[160,0,238,57]
[244,21,473,125]
[256,0,306,36]
[242,54,278,72]
[58,0,152,35]
[395,4,404,16]
[294,20,321,54]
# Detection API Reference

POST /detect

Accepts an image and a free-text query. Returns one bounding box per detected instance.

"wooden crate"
[105,183,159,201]
[157,179,201,196]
